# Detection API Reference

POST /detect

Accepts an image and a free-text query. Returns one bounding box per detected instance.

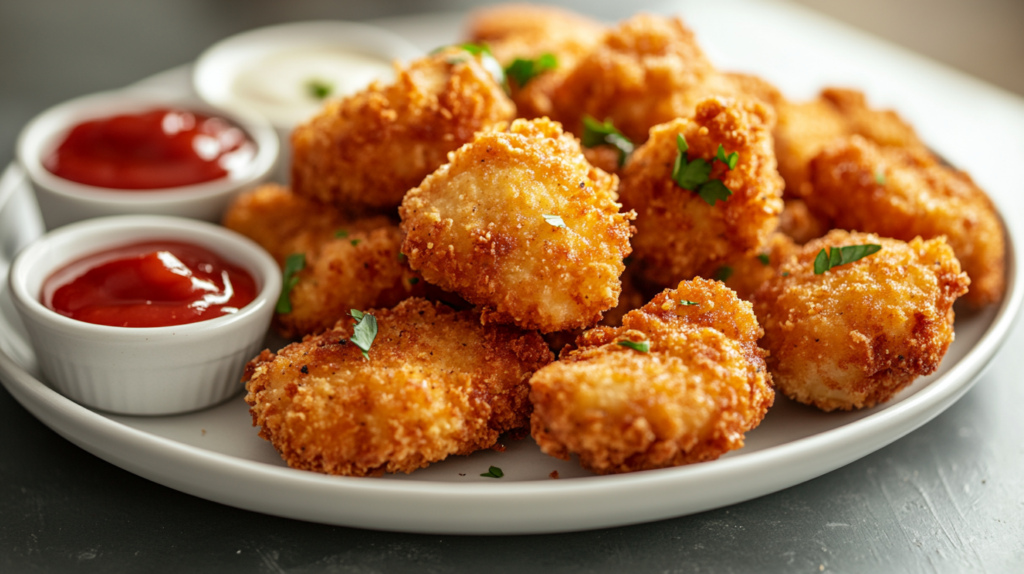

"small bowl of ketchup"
[8,215,281,415]
[16,90,278,230]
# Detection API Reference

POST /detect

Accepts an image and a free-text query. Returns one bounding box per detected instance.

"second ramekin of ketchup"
[16,90,278,230]
[8,215,280,415]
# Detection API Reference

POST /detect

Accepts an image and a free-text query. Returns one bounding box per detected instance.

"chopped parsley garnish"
[757,253,770,266]
[581,116,634,167]
[874,170,886,185]
[813,244,882,274]
[334,229,349,238]
[441,42,508,92]
[781,271,790,277]
[505,53,557,87]
[397,252,407,262]
[679,300,699,306]
[350,239,362,247]
[543,214,566,228]
[348,309,378,360]
[617,339,650,353]
[306,79,334,100]
[409,277,420,285]
[672,135,739,206]
[480,465,504,478]
[713,266,733,282]
[275,253,306,314]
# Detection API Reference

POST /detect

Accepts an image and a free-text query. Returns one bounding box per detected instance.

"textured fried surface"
[752,230,969,411]
[467,4,604,119]
[722,233,797,301]
[774,88,929,198]
[620,97,784,287]
[400,118,635,333]
[530,278,773,474]
[244,298,553,476]
[809,136,1005,308]
[291,48,516,214]
[778,198,830,244]
[550,14,776,145]
[223,184,423,337]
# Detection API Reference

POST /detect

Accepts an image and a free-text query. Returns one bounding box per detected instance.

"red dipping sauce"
[43,241,257,328]
[44,109,255,190]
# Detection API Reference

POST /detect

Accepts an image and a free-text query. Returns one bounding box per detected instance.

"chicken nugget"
[290,47,516,214]
[400,117,635,333]
[777,198,830,245]
[530,278,773,474]
[808,136,1005,308]
[223,184,423,337]
[244,298,553,476]
[620,97,784,288]
[774,88,928,198]
[720,232,797,301]
[467,4,605,119]
[753,230,969,411]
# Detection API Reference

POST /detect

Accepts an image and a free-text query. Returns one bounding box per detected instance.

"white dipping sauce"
[232,48,394,127]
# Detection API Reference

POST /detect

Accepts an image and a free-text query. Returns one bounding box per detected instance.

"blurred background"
[1,0,1022,168]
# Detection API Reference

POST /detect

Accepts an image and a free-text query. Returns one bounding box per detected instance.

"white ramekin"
[192,20,422,181]
[8,215,281,415]
[16,89,279,230]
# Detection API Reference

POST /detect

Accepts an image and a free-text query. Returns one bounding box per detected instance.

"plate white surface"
[1,0,1023,534]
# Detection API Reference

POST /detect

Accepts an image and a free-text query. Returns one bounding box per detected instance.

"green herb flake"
[348,309,378,360]
[781,271,790,277]
[275,253,306,314]
[409,277,420,285]
[814,244,883,274]
[679,300,699,306]
[713,266,734,282]
[505,53,557,87]
[480,465,504,478]
[397,252,407,262]
[672,134,739,206]
[334,229,349,238]
[306,79,334,100]
[757,253,770,266]
[350,239,362,247]
[617,339,650,353]
[875,170,886,185]
[543,214,567,228]
[581,116,634,166]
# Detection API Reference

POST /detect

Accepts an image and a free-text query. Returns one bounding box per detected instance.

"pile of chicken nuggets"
[225,5,1005,477]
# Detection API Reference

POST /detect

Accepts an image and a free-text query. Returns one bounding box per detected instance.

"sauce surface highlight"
[44,241,257,328]
[45,109,255,190]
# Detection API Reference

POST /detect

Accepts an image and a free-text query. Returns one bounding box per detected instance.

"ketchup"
[44,109,255,189]
[44,241,258,328]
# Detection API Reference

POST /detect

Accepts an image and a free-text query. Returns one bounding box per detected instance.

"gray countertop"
[1,1,1022,572]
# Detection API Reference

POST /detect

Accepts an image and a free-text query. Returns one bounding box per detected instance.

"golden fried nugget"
[721,233,797,301]
[400,117,635,333]
[223,184,423,338]
[467,4,605,119]
[530,278,773,474]
[774,88,928,198]
[723,72,786,109]
[620,97,784,288]
[244,298,553,476]
[291,48,515,214]
[777,198,830,245]
[809,136,1005,308]
[753,230,969,411]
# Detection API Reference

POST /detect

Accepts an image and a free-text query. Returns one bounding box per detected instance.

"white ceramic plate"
[2,0,1023,534]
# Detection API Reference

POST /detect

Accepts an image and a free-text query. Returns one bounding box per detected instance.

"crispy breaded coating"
[778,198,830,244]
[752,230,969,411]
[244,298,553,476]
[808,136,1005,308]
[721,233,797,301]
[723,72,786,109]
[291,48,516,214]
[774,88,928,198]
[223,184,423,337]
[620,97,784,288]
[467,4,605,119]
[530,278,773,474]
[400,117,635,333]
